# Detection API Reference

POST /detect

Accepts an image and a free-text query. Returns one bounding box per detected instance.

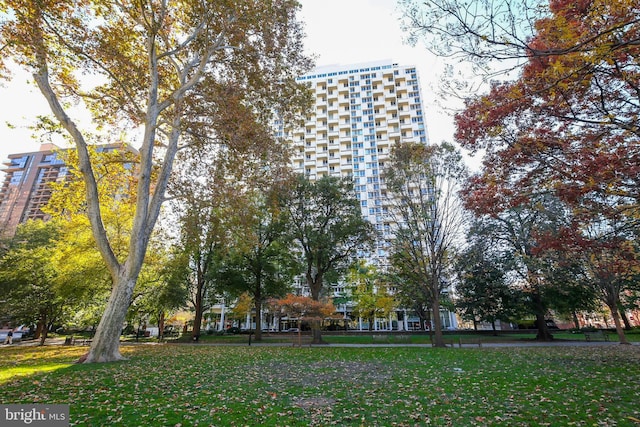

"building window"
[9,171,23,185]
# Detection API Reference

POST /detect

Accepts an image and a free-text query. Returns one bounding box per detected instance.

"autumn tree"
[272,294,336,344]
[413,0,640,248]
[564,227,638,343]
[228,292,254,330]
[45,146,174,337]
[168,78,301,341]
[44,147,137,325]
[0,148,140,338]
[385,141,467,347]
[401,0,640,115]
[347,261,396,331]
[0,0,312,362]
[407,0,639,341]
[279,175,375,343]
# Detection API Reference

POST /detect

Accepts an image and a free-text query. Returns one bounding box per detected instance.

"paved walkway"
[2,337,638,349]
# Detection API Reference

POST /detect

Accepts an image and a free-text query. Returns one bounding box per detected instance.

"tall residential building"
[0,142,136,237]
[279,60,458,330]
[288,60,428,267]
[0,143,68,236]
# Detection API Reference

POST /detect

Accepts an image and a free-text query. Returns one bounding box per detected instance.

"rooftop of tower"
[296,60,417,82]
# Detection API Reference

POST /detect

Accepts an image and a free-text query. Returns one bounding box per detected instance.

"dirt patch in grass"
[293,396,336,409]
[249,360,394,387]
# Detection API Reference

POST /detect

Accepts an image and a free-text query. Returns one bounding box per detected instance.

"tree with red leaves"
[409,0,639,338]
[452,0,639,225]
[403,0,639,224]
[271,294,336,344]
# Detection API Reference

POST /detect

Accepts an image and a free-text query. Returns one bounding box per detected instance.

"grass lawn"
[0,344,639,426]
[170,329,640,345]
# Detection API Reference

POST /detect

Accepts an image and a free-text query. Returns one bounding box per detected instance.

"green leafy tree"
[0,220,66,344]
[168,190,230,341]
[532,247,598,330]
[280,175,375,343]
[217,192,297,341]
[151,251,191,339]
[464,196,576,341]
[125,240,186,340]
[168,104,299,340]
[0,0,311,362]
[454,229,524,332]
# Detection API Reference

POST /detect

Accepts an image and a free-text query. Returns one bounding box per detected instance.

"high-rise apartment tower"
[286,60,428,266]
[0,143,136,237]
[0,143,68,236]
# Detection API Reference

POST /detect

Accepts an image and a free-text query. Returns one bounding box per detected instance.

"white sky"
[0,0,463,166]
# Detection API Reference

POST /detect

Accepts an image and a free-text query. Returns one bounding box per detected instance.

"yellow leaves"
[231,292,254,319]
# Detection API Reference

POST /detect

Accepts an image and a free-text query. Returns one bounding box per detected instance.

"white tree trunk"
[84,274,136,362]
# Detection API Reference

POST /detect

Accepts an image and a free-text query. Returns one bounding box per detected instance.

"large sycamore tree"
[0,0,311,362]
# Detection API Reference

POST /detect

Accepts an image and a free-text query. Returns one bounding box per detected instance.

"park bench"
[372,334,388,343]
[456,338,482,348]
[584,330,609,342]
[291,334,313,347]
[372,334,412,344]
[393,335,412,343]
[63,336,92,346]
[429,336,456,347]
